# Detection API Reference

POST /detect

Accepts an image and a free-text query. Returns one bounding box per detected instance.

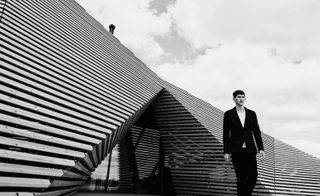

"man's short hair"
[233,90,245,98]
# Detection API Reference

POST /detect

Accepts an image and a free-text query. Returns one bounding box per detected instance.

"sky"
[76,0,320,159]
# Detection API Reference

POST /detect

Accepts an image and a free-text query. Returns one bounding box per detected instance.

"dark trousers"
[231,148,257,196]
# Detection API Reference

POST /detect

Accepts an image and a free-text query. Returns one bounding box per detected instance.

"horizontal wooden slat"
[0,162,63,177]
[0,177,50,188]
[0,136,85,158]
[0,124,93,151]
[0,149,75,167]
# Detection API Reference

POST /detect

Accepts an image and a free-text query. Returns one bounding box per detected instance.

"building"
[0,0,320,195]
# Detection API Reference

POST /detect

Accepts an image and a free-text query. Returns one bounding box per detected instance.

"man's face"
[233,94,246,107]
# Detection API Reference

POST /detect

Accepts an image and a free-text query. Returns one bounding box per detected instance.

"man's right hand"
[224,153,231,162]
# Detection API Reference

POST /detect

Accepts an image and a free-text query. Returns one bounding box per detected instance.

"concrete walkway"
[74,193,161,196]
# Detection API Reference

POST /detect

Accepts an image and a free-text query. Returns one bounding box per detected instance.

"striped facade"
[0,0,320,195]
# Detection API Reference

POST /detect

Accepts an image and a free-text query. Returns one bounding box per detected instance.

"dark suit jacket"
[223,107,264,154]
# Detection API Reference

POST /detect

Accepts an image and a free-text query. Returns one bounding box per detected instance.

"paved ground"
[74,193,161,196]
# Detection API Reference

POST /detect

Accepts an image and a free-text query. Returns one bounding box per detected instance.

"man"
[223,90,265,196]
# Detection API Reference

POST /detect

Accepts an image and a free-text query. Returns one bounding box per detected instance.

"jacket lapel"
[243,107,248,129]
[231,107,244,129]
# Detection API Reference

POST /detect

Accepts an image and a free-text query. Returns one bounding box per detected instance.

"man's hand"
[258,150,266,161]
[224,153,231,162]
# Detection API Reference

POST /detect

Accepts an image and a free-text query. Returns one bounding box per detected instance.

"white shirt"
[237,109,246,148]
[237,109,246,128]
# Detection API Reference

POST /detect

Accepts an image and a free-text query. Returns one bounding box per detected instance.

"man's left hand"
[259,150,266,161]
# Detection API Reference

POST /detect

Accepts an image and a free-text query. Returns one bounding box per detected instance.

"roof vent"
[109,24,115,34]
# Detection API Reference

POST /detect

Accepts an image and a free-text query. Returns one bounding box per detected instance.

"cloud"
[168,0,320,60]
[152,39,320,144]
[154,0,320,145]
[76,0,173,65]
[76,0,320,154]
